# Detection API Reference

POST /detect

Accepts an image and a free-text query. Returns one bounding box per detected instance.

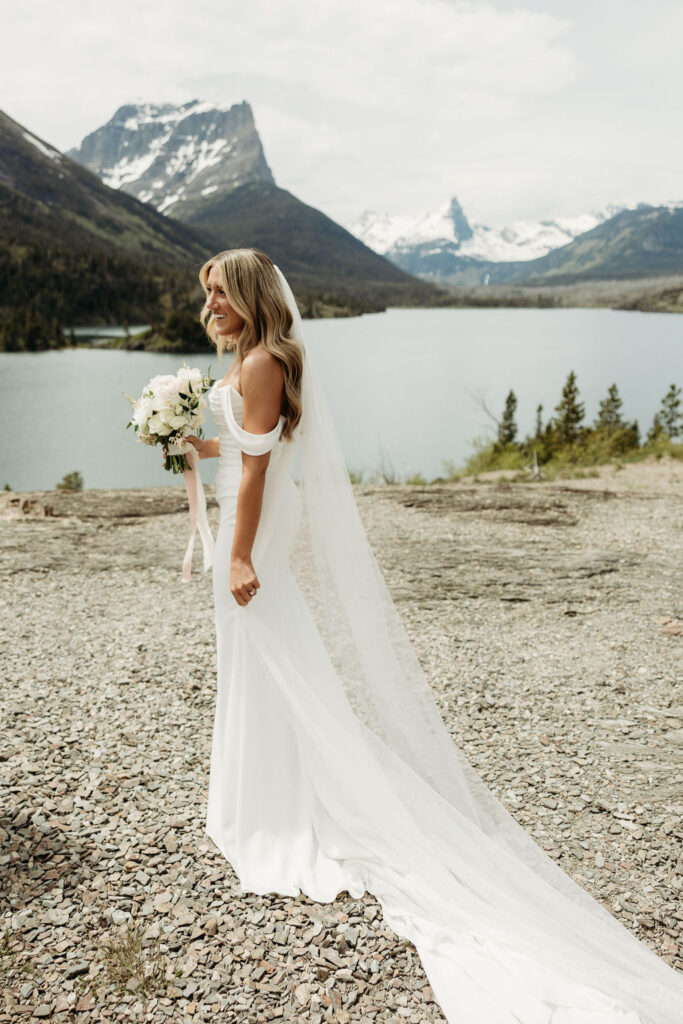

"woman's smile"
[205,265,244,334]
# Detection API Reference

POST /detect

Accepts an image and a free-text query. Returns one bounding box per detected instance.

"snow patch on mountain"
[104,146,161,189]
[23,131,61,162]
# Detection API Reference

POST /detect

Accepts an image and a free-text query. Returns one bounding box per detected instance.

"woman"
[187,248,682,1024]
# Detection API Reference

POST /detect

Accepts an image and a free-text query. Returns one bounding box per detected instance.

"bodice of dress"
[208,383,287,502]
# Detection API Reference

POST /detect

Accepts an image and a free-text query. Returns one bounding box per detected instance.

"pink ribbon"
[181,446,215,582]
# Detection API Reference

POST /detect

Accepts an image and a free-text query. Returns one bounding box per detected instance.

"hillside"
[180,180,442,307]
[492,205,683,285]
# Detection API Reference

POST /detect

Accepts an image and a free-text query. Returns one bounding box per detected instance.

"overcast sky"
[2,0,681,230]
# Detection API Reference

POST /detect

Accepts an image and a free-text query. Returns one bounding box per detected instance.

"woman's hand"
[185,435,205,457]
[230,555,260,606]
[182,436,221,459]
[162,435,204,466]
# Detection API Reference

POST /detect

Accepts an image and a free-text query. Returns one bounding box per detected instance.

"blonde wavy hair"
[199,248,303,441]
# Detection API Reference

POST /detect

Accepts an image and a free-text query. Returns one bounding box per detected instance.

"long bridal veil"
[273,267,682,1023]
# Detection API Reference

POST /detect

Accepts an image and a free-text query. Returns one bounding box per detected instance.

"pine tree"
[660,384,682,439]
[554,371,585,446]
[595,384,625,430]
[534,404,543,439]
[497,390,518,448]
[647,413,665,444]
[648,385,682,443]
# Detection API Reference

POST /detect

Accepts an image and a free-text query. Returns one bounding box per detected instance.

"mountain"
[353,197,631,278]
[353,195,683,286]
[0,108,214,341]
[67,100,274,219]
[172,180,441,308]
[69,101,444,311]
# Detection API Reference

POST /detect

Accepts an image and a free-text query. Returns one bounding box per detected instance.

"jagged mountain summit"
[352,195,630,265]
[68,100,274,218]
[353,194,683,284]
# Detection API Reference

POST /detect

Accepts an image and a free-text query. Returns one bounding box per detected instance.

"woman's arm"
[230,350,284,607]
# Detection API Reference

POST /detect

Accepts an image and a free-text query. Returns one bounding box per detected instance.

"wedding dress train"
[204,367,682,1023]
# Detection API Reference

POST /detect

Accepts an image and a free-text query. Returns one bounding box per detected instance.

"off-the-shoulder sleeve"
[219,385,285,456]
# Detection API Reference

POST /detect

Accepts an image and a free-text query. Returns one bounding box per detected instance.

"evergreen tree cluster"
[479,376,681,473]
[0,238,204,352]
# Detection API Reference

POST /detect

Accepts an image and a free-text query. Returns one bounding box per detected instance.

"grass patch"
[98,921,168,998]
[0,928,35,985]
[450,438,683,483]
[0,928,18,980]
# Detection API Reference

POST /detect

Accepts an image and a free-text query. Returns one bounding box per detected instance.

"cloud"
[0,0,680,228]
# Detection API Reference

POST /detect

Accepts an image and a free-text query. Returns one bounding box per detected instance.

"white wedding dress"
[202,369,683,1024]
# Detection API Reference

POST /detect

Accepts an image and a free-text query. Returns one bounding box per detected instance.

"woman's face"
[205,264,244,337]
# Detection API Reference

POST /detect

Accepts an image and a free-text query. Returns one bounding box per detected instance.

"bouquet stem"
[164,453,191,474]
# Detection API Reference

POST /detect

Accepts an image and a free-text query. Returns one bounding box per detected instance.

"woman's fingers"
[231,573,260,606]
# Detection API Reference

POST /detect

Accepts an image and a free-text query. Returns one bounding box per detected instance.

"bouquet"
[126,363,215,473]
[126,363,216,581]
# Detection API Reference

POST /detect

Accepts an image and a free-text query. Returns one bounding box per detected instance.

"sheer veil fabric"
[204,265,683,1024]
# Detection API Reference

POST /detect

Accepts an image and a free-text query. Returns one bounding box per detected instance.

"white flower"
[149,374,181,404]
[148,413,169,435]
[128,364,212,466]
[177,365,203,391]
[133,396,155,428]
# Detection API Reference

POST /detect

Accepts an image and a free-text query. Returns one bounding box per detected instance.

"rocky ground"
[1,457,682,1023]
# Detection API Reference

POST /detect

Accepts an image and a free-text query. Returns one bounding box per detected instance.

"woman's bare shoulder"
[241,346,283,393]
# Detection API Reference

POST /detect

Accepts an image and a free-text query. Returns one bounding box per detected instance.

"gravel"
[1,456,681,1022]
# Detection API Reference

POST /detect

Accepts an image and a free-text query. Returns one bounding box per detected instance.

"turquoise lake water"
[1,307,680,491]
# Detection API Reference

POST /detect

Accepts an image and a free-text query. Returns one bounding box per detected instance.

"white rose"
[179,366,204,394]
[133,396,155,427]
[149,374,180,404]
[147,414,168,434]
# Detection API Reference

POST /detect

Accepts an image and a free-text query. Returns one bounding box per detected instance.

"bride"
[186,248,682,1024]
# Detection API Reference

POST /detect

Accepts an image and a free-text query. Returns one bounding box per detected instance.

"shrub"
[56,471,83,492]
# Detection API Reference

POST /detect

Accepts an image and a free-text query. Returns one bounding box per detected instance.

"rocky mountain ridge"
[353,197,638,262]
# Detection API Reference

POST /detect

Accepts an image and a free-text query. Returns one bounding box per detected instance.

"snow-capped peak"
[351,198,661,264]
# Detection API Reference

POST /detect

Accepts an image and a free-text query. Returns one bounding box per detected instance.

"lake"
[1,307,680,492]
